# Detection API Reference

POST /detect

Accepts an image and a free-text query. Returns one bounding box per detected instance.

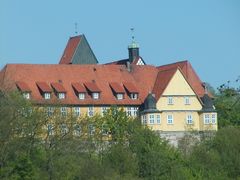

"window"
[88,124,95,135]
[47,124,54,135]
[88,106,94,117]
[101,124,108,135]
[60,124,68,135]
[23,92,30,99]
[167,114,173,124]
[126,107,138,117]
[116,93,124,100]
[44,93,51,99]
[184,97,190,105]
[149,114,154,124]
[73,124,81,136]
[204,114,210,124]
[142,115,147,124]
[92,92,99,99]
[73,107,81,117]
[101,107,108,116]
[58,93,65,99]
[186,114,193,124]
[156,114,161,124]
[78,93,85,100]
[167,97,173,105]
[211,114,216,124]
[46,107,54,117]
[61,107,67,117]
[130,93,138,100]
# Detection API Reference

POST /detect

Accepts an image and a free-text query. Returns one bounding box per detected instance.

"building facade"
[0,35,217,144]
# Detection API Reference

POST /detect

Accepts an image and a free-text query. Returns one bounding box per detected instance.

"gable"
[71,35,98,64]
[136,58,145,65]
[162,69,195,96]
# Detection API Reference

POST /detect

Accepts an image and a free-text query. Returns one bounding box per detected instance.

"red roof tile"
[123,82,138,93]
[84,82,101,92]
[16,81,31,92]
[109,82,125,93]
[59,35,81,64]
[36,82,52,92]
[51,82,66,93]
[72,82,87,93]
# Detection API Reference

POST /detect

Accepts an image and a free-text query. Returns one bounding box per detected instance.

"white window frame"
[101,107,108,116]
[88,124,95,135]
[184,96,190,105]
[126,107,138,117]
[116,93,124,100]
[211,114,217,124]
[167,97,174,105]
[142,115,147,124]
[73,124,81,136]
[130,93,138,100]
[58,93,65,99]
[186,114,193,124]
[47,124,54,135]
[23,92,30,99]
[60,124,68,135]
[78,93,85,100]
[167,114,174,124]
[92,92,99,99]
[88,106,94,117]
[101,124,108,135]
[61,107,67,117]
[44,93,51,99]
[47,107,54,117]
[73,107,81,117]
[204,114,210,124]
[149,114,154,124]
[156,114,161,124]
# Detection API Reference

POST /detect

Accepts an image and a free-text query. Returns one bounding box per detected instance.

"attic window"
[51,82,66,99]
[123,82,139,99]
[36,82,52,99]
[72,83,87,100]
[84,82,101,100]
[16,82,31,99]
[109,82,125,100]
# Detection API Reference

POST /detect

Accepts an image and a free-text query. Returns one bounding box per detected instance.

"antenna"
[75,23,78,35]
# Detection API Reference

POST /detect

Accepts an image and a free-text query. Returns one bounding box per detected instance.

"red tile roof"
[59,35,81,64]
[16,81,31,92]
[84,82,101,92]
[72,82,86,93]
[123,82,138,93]
[109,82,125,93]
[36,82,52,92]
[51,82,66,93]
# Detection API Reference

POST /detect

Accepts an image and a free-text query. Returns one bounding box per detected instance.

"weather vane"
[75,23,78,35]
[130,28,135,41]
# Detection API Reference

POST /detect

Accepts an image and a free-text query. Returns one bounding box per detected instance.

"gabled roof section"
[59,34,98,65]
[36,82,52,92]
[84,82,101,92]
[16,81,31,92]
[109,82,125,94]
[72,82,87,93]
[51,82,66,93]
[123,82,138,93]
[152,68,177,100]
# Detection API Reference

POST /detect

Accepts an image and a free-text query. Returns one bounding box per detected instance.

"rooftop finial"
[128,27,139,49]
[75,23,78,35]
[130,27,135,42]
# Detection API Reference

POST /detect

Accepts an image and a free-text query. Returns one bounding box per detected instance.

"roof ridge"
[157,60,188,68]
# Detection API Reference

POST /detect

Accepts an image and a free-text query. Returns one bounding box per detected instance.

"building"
[0,34,217,144]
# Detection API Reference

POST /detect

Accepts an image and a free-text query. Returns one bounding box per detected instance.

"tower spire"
[128,28,139,63]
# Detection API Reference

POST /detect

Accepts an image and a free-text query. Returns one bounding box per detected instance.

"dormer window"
[36,82,52,100]
[23,92,30,99]
[44,93,51,99]
[78,93,85,100]
[51,82,66,100]
[58,93,65,99]
[130,93,138,100]
[109,82,125,100]
[16,81,31,100]
[84,82,101,100]
[92,92,99,99]
[116,93,124,100]
[72,83,87,100]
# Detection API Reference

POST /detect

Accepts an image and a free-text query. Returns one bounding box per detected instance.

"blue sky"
[0,0,240,88]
